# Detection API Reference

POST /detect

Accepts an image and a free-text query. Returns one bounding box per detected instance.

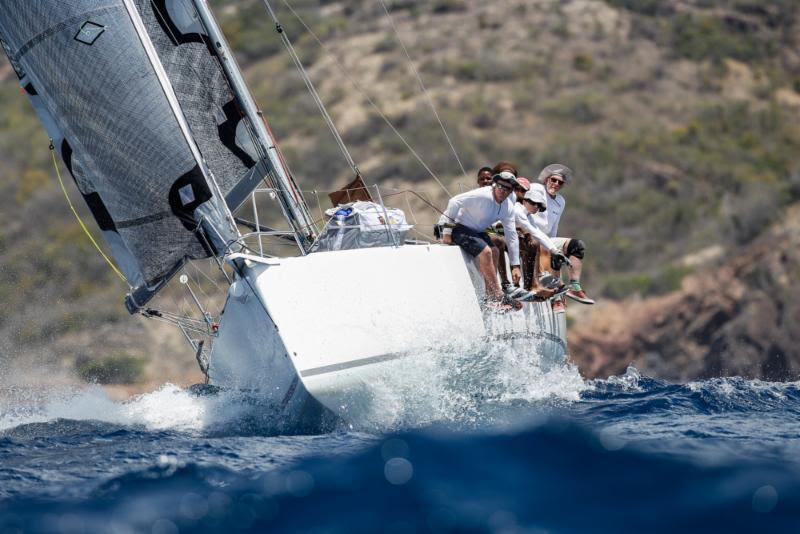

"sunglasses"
[493,182,513,193]
[548,177,566,186]
[523,199,545,210]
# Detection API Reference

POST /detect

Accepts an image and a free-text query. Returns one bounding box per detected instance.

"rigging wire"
[189,260,223,302]
[49,141,129,285]
[377,0,469,185]
[260,0,360,178]
[276,0,452,197]
[143,304,211,336]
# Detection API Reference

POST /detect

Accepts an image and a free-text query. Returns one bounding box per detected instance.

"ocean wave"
[1,335,585,436]
[1,418,798,532]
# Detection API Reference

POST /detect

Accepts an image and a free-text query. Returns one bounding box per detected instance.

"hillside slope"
[1,0,799,387]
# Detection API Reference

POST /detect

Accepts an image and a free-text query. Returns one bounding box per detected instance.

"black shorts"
[452,224,492,257]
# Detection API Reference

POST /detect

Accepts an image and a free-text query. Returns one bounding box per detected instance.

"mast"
[191,0,317,253]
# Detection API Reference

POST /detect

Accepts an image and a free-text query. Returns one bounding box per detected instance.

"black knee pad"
[566,238,585,259]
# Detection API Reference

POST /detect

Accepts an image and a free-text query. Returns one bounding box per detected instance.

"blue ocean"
[2,352,800,533]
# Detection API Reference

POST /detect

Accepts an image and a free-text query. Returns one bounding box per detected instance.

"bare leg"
[477,246,501,299]
[489,234,508,285]
[568,256,583,283]
[519,237,534,290]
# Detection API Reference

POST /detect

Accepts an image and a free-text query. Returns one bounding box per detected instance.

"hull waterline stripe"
[299,331,566,378]
[301,352,407,377]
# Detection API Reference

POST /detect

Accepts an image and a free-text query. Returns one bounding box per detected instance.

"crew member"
[439,171,523,308]
[532,163,594,307]
[493,175,531,289]
[476,166,493,187]
[484,162,518,288]
[515,186,569,294]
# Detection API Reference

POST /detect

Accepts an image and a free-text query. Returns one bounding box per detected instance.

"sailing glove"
[550,250,570,270]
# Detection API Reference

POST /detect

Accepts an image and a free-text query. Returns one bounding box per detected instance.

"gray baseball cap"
[492,170,522,189]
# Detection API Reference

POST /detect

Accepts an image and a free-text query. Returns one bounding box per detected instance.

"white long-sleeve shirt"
[529,183,565,237]
[439,186,520,265]
[514,204,557,252]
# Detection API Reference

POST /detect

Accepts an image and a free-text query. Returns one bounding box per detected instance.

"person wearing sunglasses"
[512,185,571,296]
[482,161,520,289]
[530,163,594,310]
[439,170,524,310]
[488,174,530,291]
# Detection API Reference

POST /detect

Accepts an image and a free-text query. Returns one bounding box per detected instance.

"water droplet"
[597,430,626,451]
[384,457,413,485]
[752,485,778,513]
[180,492,209,521]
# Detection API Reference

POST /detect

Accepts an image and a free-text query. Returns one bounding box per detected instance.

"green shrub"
[431,57,522,83]
[669,14,771,62]
[650,265,693,295]
[374,34,398,54]
[603,272,653,299]
[573,53,594,72]
[453,60,480,81]
[432,0,467,14]
[540,93,605,124]
[76,354,146,384]
[604,0,674,16]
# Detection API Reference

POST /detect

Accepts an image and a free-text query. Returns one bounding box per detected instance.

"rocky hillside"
[570,202,800,381]
[1,0,799,388]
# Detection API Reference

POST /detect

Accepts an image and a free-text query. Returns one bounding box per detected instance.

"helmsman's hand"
[511,266,521,284]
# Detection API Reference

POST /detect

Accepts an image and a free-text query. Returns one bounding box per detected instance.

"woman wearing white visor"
[513,186,570,295]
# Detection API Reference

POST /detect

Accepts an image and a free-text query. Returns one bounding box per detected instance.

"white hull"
[208,244,567,425]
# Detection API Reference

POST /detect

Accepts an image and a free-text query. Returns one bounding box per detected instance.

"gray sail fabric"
[0,0,238,300]
[134,0,268,211]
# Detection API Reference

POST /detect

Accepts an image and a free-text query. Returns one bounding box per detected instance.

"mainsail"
[0,0,316,311]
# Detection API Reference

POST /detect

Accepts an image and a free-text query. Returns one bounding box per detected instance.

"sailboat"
[0,0,567,425]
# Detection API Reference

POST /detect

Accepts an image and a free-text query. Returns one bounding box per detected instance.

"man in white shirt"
[532,164,594,306]
[439,171,522,307]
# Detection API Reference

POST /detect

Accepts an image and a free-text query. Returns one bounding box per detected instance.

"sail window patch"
[74,22,105,45]
[178,184,196,206]
[169,165,213,231]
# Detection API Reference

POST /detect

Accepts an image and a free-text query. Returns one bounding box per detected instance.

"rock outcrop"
[569,204,800,381]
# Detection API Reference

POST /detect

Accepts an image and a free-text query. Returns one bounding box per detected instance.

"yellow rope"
[50,142,129,284]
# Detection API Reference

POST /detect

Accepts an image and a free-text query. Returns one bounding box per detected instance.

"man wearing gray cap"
[531,164,594,308]
[439,171,523,310]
